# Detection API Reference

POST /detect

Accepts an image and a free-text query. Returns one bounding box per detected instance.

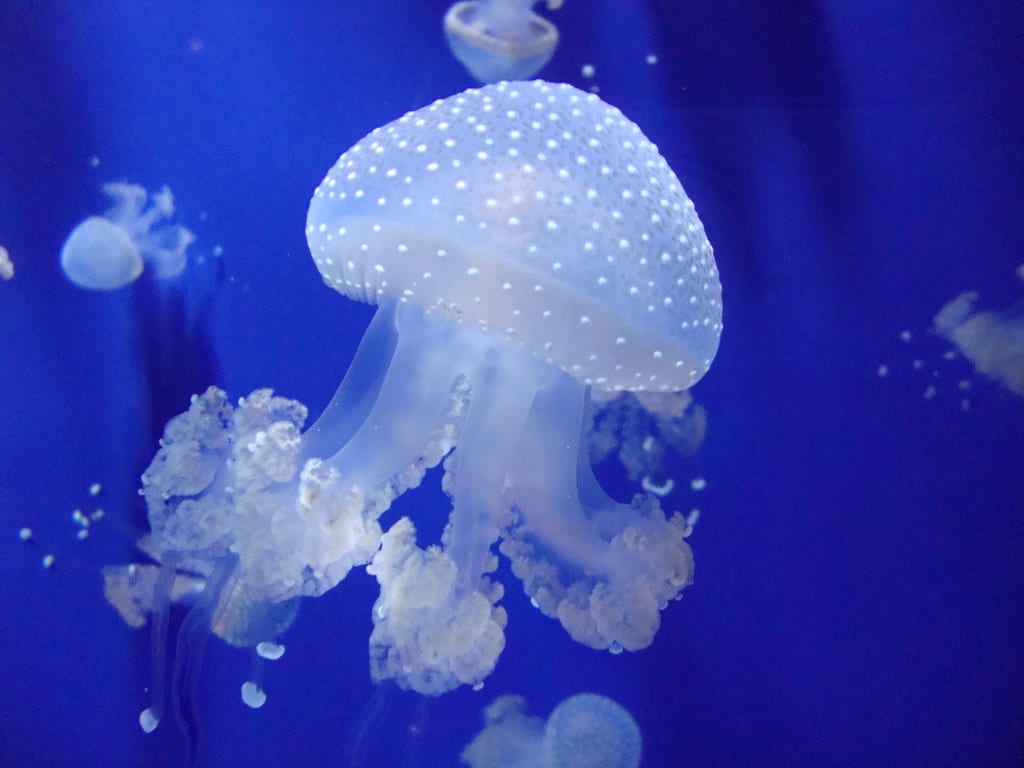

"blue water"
[1,2,1022,766]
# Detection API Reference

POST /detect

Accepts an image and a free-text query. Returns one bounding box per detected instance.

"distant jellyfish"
[588,389,708,495]
[60,182,195,290]
[932,289,1024,397]
[461,693,641,768]
[444,0,563,83]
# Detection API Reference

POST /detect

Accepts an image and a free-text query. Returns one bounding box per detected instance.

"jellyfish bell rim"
[309,214,715,393]
[306,80,723,393]
[444,1,559,83]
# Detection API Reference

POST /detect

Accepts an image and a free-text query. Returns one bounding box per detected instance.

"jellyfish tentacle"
[171,554,239,766]
[102,182,149,234]
[301,302,400,460]
[442,328,559,595]
[138,558,179,734]
[318,303,467,491]
[503,372,694,652]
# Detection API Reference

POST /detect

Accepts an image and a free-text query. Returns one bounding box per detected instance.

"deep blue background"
[1,2,1022,766]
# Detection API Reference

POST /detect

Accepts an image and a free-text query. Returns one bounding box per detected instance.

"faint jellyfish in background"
[932,282,1024,398]
[876,266,1024,408]
[60,182,195,290]
[589,389,708,497]
[0,245,13,280]
[107,80,722,712]
[461,693,641,768]
[445,0,563,83]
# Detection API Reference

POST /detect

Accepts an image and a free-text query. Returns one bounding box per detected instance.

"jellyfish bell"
[308,80,721,394]
[461,692,641,768]
[544,693,641,768]
[444,0,563,83]
[60,182,195,290]
[60,215,144,290]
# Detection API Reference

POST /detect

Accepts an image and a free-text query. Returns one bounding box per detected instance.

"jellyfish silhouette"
[444,0,563,83]
[461,693,642,768]
[588,389,708,496]
[60,182,194,290]
[108,81,722,707]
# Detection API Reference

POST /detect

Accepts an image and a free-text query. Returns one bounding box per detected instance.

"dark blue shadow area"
[0,2,1021,767]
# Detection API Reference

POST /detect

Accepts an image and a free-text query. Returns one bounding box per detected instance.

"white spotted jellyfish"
[108,80,722,720]
[444,0,564,83]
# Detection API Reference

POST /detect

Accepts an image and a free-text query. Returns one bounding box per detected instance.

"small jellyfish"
[461,693,642,768]
[60,182,195,290]
[588,389,708,493]
[932,289,1024,397]
[444,0,563,83]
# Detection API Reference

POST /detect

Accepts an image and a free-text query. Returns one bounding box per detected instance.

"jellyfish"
[60,182,195,290]
[444,0,564,83]
[110,80,722,705]
[932,289,1024,396]
[461,693,642,768]
[310,80,721,693]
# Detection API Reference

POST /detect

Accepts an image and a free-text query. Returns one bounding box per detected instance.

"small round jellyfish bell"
[444,0,563,83]
[544,693,641,768]
[461,693,641,768]
[60,216,144,290]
